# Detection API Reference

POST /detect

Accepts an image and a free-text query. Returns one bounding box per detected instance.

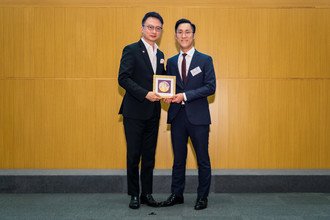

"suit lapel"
[173,54,184,88]
[156,51,162,74]
[138,40,154,74]
[187,50,200,84]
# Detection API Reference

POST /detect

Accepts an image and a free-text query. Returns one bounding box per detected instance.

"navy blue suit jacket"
[166,50,216,125]
[118,40,166,120]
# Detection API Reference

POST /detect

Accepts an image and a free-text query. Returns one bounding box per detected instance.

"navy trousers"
[170,106,211,199]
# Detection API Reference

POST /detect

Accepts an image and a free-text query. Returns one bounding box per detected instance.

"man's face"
[141,17,163,44]
[175,23,194,52]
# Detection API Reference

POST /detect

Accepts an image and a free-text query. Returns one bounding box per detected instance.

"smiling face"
[175,23,195,52]
[141,17,163,45]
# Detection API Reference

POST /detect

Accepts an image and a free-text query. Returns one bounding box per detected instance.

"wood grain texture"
[0,3,329,169]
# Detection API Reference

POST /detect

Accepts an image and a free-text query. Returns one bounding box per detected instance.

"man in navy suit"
[118,12,166,209]
[162,18,216,210]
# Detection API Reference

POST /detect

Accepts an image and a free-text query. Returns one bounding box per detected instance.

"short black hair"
[175,18,196,33]
[142,12,164,25]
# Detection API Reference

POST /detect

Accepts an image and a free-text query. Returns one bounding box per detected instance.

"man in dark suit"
[118,12,166,209]
[162,18,216,210]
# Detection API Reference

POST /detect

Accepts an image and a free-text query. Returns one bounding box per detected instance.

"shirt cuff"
[183,93,187,101]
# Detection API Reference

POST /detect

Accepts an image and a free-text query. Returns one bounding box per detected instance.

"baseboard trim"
[1,169,329,193]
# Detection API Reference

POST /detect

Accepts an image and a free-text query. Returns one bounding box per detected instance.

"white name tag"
[190,66,202,76]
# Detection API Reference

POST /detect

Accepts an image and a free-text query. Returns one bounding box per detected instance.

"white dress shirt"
[141,37,158,74]
[178,47,195,80]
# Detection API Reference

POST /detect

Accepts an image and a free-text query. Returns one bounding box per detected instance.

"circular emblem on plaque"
[158,81,170,93]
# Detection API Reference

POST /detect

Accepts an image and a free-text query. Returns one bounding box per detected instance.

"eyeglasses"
[176,31,193,36]
[143,25,163,32]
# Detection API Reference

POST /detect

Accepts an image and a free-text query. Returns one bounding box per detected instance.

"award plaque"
[153,75,176,98]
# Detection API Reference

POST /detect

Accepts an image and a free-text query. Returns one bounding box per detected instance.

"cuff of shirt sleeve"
[183,93,187,101]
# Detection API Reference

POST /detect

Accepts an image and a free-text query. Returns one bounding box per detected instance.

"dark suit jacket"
[118,40,166,120]
[166,50,216,125]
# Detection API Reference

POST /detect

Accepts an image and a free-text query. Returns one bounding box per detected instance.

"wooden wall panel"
[216,79,330,168]
[181,8,329,79]
[1,7,55,78]
[0,79,126,168]
[0,1,329,169]
[2,7,329,79]
[54,8,119,78]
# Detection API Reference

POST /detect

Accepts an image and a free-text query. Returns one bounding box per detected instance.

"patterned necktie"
[181,53,187,83]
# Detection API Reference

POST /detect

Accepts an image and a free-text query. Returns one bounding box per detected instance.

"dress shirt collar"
[180,47,195,57]
[141,37,158,54]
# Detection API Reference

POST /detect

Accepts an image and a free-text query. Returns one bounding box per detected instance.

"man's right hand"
[145,92,161,102]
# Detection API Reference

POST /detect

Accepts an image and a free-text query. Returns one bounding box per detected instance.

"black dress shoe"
[194,197,208,210]
[129,196,140,209]
[160,193,184,207]
[140,194,160,207]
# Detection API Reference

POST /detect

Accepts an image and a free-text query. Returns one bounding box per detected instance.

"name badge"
[190,66,202,76]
